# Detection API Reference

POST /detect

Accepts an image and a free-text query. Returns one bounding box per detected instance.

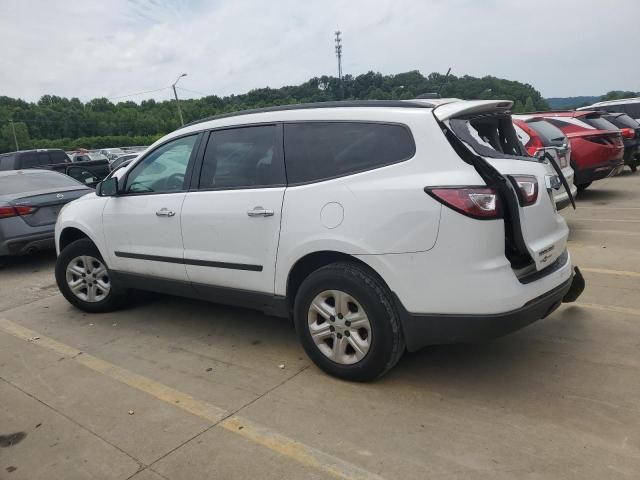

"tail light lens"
[620,128,635,139]
[510,175,538,206]
[0,205,36,219]
[425,187,501,219]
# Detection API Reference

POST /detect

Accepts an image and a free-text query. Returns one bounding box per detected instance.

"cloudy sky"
[1,0,638,102]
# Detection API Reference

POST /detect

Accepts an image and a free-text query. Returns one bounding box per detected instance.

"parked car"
[99,148,126,162]
[0,170,92,266]
[109,153,138,171]
[578,97,640,122]
[599,112,640,171]
[0,149,110,188]
[54,100,583,381]
[531,111,624,192]
[71,152,109,163]
[512,116,577,210]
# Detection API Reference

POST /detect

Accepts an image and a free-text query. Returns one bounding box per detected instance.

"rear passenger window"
[50,150,70,163]
[19,152,42,168]
[199,125,284,189]
[284,122,415,184]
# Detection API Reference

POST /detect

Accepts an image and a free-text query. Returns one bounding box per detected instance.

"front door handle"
[156,208,176,217]
[247,206,274,217]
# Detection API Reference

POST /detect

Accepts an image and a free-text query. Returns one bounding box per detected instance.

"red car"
[532,111,624,191]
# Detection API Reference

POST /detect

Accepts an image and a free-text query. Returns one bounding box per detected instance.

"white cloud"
[0,0,638,102]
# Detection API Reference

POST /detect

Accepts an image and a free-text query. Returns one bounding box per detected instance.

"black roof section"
[182,100,434,129]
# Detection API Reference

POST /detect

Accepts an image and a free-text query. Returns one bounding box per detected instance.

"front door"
[181,124,286,294]
[102,134,200,281]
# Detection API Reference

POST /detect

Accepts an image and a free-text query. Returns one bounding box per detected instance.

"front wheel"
[294,262,405,381]
[55,238,128,313]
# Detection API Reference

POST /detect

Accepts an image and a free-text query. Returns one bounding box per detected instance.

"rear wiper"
[542,152,576,210]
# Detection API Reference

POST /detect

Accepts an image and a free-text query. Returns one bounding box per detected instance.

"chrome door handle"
[247,206,274,217]
[156,208,176,217]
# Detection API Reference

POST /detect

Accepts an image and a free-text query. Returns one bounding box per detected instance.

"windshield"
[0,172,84,194]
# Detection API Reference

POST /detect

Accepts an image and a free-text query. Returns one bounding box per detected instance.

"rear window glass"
[605,114,639,129]
[284,122,415,184]
[582,116,619,131]
[0,172,83,195]
[450,115,529,159]
[526,120,566,146]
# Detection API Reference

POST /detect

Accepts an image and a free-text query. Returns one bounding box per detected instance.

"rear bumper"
[395,270,582,351]
[574,160,624,185]
[0,232,55,256]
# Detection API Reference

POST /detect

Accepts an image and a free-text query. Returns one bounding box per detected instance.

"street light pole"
[172,73,187,126]
[10,119,19,151]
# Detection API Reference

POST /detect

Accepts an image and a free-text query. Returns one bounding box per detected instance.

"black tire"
[630,162,638,173]
[577,182,591,193]
[0,256,8,269]
[55,238,128,313]
[293,262,405,382]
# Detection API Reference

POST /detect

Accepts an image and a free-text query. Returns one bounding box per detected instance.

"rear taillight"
[425,187,501,219]
[620,128,636,139]
[0,205,36,219]
[510,175,538,206]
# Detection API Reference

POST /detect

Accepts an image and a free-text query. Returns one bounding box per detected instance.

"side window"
[50,150,70,163]
[284,122,415,184]
[125,135,197,194]
[199,125,284,189]
[67,166,98,186]
[37,152,52,166]
[19,152,40,168]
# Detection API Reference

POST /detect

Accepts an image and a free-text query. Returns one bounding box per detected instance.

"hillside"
[545,96,601,110]
[1,70,551,153]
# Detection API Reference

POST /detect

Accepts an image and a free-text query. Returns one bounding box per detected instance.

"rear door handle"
[156,208,176,217]
[247,206,274,217]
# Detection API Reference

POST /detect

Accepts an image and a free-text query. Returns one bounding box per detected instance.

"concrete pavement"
[1,171,639,479]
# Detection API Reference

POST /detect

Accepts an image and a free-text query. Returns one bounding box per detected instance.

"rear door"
[435,101,568,271]
[181,124,286,294]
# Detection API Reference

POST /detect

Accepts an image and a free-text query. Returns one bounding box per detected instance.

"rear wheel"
[293,262,405,381]
[55,238,128,313]
[577,182,592,193]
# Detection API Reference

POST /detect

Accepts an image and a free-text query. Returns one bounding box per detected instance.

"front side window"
[284,122,415,184]
[199,125,284,189]
[125,135,197,194]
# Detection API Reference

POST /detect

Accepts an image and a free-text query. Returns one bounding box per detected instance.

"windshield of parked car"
[0,172,85,194]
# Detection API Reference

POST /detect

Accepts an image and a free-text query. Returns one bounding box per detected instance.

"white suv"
[54,100,584,381]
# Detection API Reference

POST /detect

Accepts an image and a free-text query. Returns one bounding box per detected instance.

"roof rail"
[182,100,434,128]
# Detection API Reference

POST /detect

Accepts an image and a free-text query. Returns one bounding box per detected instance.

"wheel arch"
[58,226,108,264]
[285,250,390,313]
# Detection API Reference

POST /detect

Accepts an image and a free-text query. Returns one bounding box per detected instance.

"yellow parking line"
[574,303,640,317]
[220,416,385,480]
[575,206,640,210]
[570,218,640,223]
[569,229,640,236]
[0,319,384,480]
[580,267,640,278]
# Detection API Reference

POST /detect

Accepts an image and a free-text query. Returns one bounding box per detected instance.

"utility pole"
[10,119,19,151]
[172,73,187,126]
[334,31,343,99]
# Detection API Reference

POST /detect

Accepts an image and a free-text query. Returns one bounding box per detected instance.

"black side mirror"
[97,177,119,196]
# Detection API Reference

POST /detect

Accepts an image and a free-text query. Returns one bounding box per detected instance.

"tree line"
[0,69,609,153]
